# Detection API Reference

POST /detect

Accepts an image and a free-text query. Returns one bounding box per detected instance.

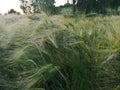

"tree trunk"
[73,0,76,14]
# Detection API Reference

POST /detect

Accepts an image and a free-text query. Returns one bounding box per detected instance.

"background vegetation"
[19,0,120,15]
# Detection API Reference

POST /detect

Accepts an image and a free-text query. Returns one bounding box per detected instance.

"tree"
[19,0,56,15]
[76,0,102,14]
[76,0,120,14]
[109,0,120,13]
[73,0,77,14]
[38,0,56,15]
[96,0,108,14]
[77,0,87,13]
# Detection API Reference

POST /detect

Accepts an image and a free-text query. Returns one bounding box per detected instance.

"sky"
[0,0,22,14]
[55,0,72,6]
[0,0,72,14]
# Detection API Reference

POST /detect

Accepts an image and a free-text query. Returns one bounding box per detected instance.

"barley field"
[0,14,120,90]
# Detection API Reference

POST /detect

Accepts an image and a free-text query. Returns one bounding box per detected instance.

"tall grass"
[0,14,120,90]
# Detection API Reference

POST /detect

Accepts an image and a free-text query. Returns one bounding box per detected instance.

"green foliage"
[19,0,56,15]
[60,7,73,15]
[38,0,56,15]
[76,0,120,14]
[0,14,120,90]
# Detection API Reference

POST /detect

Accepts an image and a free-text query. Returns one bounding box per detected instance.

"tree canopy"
[76,0,120,14]
[19,0,56,15]
[19,0,120,15]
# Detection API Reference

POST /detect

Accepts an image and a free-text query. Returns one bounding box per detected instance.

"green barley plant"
[0,14,120,90]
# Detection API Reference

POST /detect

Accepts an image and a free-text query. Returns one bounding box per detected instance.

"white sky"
[0,0,22,14]
[0,0,72,14]
[55,0,72,6]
